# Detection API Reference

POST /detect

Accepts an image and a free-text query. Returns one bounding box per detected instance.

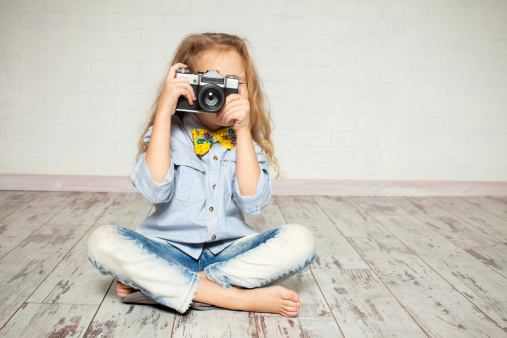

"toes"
[282,305,299,313]
[282,289,299,303]
[281,310,299,318]
[118,283,136,291]
[289,291,299,303]
[283,299,301,308]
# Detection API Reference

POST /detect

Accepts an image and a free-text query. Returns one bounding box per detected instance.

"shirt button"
[211,235,216,240]
[213,155,218,160]
[213,184,216,189]
[209,206,214,212]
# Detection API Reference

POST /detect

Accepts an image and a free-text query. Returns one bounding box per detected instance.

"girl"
[87,33,316,318]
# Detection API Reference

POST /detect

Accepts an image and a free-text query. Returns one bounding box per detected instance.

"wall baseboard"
[0,174,506,196]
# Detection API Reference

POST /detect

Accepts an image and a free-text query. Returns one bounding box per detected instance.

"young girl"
[87,33,316,318]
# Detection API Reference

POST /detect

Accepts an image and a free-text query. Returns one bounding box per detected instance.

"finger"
[180,87,195,105]
[221,103,247,123]
[218,99,245,119]
[178,82,197,101]
[222,110,234,125]
[167,63,188,80]
[222,98,244,112]
[222,94,242,113]
[224,93,242,107]
[173,83,196,104]
[223,107,244,125]
[216,105,234,121]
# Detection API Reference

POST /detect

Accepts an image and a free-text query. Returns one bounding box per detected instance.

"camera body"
[175,69,240,114]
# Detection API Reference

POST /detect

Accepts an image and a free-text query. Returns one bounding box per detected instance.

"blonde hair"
[137,32,282,178]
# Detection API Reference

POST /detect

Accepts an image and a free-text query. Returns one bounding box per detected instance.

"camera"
[175,68,240,114]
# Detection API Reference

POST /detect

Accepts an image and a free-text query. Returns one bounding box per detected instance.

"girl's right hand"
[156,63,196,117]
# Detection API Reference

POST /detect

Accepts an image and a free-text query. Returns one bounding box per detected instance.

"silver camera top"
[176,69,239,89]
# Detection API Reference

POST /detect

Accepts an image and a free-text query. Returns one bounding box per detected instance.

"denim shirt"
[130,112,272,260]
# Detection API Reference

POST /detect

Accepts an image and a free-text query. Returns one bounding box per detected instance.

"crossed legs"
[92,224,316,317]
[117,271,301,317]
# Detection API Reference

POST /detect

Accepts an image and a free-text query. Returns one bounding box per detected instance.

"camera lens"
[198,84,225,112]
[204,92,218,106]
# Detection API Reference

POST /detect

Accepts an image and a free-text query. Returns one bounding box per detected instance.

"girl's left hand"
[216,94,251,132]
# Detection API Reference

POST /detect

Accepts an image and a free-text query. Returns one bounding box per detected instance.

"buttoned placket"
[208,149,220,242]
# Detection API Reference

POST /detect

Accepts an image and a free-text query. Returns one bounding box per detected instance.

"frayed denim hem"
[176,272,201,313]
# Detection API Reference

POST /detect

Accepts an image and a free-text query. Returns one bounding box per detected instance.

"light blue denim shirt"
[130,112,272,260]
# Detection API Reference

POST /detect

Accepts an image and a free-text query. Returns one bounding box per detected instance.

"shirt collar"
[182,112,205,141]
[182,113,232,140]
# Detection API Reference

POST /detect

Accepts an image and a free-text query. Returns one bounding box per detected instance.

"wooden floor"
[0,191,506,337]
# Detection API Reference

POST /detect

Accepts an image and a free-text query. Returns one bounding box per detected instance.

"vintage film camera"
[175,68,240,114]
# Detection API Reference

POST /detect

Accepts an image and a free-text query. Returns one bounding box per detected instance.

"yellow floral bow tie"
[191,127,237,155]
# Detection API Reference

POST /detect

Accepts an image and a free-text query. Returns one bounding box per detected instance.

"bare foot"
[237,285,301,317]
[193,272,301,317]
[116,279,136,298]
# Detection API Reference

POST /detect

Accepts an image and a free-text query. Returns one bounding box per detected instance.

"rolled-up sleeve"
[130,152,175,204]
[232,144,272,215]
[130,126,175,204]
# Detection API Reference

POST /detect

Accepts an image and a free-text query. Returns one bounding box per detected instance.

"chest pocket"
[172,148,206,203]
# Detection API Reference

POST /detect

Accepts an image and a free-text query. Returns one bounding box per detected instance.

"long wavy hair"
[136,32,282,178]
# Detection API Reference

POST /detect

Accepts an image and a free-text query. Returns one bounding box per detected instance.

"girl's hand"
[156,63,196,117]
[216,94,251,132]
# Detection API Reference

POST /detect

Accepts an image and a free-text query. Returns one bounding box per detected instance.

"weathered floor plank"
[350,197,507,332]
[376,215,507,332]
[424,197,507,241]
[0,190,42,220]
[345,197,506,336]
[280,195,425,337]
[0,303,97,338]
[28,192,153,305]
[1,191,506,337]
[348,234,506,337]
[389,196,507,277]
[172,309,257,338]
[0,192,119,328]
[84,282,176,338]
[0,191,79,258]
[459,196,507,220]
[256,315,343,338]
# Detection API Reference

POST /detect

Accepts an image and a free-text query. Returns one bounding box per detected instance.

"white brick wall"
[0,0,506,180]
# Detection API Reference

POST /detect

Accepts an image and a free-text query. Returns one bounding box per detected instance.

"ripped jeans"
[87,224,316,313]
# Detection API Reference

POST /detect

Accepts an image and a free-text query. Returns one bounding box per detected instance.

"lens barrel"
[197,84,225,112]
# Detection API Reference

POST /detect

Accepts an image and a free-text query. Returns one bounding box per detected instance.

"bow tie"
[191,127,237,155]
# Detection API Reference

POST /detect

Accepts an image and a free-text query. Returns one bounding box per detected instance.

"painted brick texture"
[0,0,506,180]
